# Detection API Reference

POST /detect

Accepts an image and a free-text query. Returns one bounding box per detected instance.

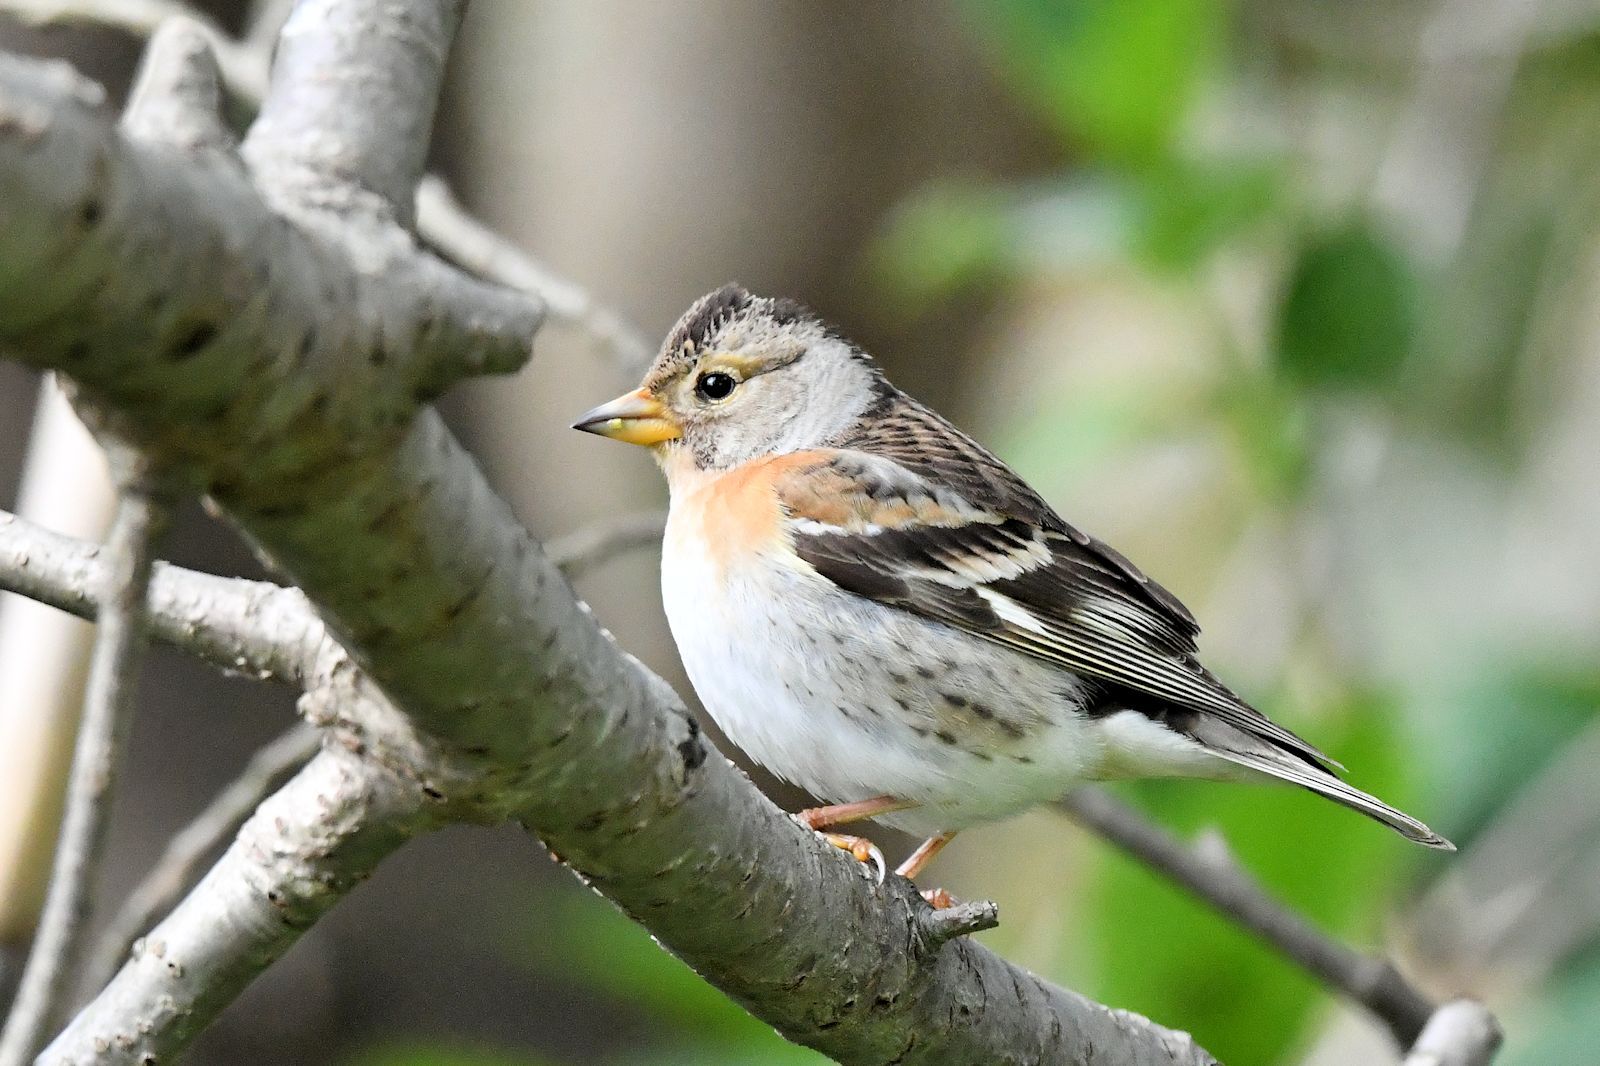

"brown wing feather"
[837,390,1199,631]
[782,393,1334,770]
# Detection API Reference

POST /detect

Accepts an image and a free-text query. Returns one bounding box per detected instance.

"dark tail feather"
[1210,745,1454,851]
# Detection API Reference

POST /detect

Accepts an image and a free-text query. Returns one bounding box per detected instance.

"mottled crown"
[644,285,817,382]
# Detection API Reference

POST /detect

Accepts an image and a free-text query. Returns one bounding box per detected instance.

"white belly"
[661,501,1110,835]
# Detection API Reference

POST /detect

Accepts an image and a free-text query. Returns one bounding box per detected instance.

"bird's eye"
[695,371,738,402]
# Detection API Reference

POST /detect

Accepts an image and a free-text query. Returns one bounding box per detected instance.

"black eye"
[695,371,737,402]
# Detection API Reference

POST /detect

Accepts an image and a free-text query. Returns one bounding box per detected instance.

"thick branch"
[0,486,166,1066]
[239,0,462,222]
[0,50,537,425]
[118,15,232,154]
[1060,789,1438,1046]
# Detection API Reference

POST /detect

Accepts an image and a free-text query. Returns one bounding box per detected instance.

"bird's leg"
[794,795,915,886]
[896,832,958,909]
[796,795,915,829]
[896,832,955,880]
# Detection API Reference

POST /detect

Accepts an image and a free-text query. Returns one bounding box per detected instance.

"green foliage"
[968,0,1222,164]
[1502,948,1600,1066]
[1275,224,1418,390]
[517,891,826,1065]
[871,181,1012,314]
[1409,32,1600,449]
[1137,159,1282,270]
[999,377,1189,494]
[346,1046,560,1066]
[1077,696,1421,1066]
[1425,664,1600,838]
[1216,372,1314,504]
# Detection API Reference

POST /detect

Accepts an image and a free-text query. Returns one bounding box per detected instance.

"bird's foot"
[921,887,956,910]
[820,832,886,884]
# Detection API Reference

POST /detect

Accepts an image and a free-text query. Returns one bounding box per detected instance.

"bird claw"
[921,886,956,910]
[822,832,886,885]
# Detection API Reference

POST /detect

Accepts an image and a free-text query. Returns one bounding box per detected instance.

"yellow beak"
[570,388,682,446]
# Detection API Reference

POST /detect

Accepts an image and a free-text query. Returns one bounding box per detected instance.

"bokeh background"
[2,1,1597,1063]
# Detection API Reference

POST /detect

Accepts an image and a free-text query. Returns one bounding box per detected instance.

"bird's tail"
[1207,741,1454,850]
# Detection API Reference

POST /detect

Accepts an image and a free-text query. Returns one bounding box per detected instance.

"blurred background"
[2,1,1597,1062]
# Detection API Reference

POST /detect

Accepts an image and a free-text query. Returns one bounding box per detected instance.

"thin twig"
[46,745,429,1066]
[1401,1000,1503,1066]
[545,511,666,579]
[415,177,654,375]
[918,899,1000,947]
[0,509,322,685]
[79,724,321,999]
[0,486,168,1066]
[1059,788,1439,1047]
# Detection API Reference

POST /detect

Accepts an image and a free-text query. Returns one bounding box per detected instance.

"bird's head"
[571,284,886,472]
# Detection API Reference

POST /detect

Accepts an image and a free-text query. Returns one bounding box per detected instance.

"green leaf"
[870,181,1010,313]
[964,0,1224,163]
[514,891,825,1063]
[1422,664,1600,839]
[1076,694,1422,1066]
[1136,159,1284,270]
[1217,371,1314,504]
[1275,224,1418,390]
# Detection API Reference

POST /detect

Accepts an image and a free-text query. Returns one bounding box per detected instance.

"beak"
[570,388,682,446]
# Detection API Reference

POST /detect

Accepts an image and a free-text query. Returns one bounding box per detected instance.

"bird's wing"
[777,401,1333,771]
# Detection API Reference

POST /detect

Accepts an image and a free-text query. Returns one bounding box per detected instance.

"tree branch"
[239,0,460,222]
[545,510,666,579]
[46,745,427,1065]
[118,14,232,154]
[0,5,1221,1062]
[0,0,270,102]
[0,505,663,686]
[415,177,654,374]
[1060,788,1438,1047]
[1402,1000,1503,1066]
[0,509,322,685]
[0,0,649,378]
[80,724,320,999]
[0,483,167,1066]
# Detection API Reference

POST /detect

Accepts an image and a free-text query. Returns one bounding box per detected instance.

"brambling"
[574,285,1451,902]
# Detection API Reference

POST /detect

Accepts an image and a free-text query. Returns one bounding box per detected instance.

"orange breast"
[665,451,829,574]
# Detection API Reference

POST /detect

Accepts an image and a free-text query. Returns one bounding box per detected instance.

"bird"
[572,284,1452,905]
